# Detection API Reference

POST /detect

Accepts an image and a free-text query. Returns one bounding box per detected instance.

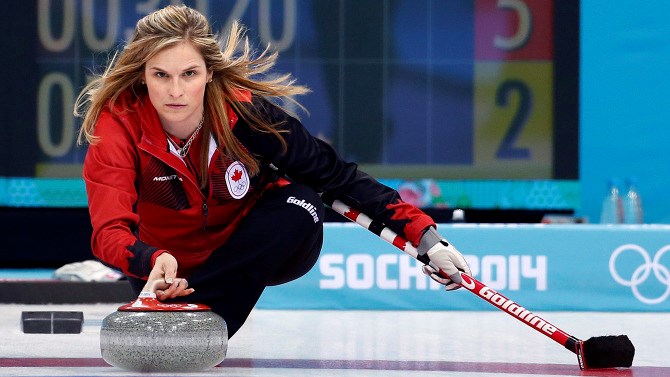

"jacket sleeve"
[83,111,165,278]
[233,97,435,245]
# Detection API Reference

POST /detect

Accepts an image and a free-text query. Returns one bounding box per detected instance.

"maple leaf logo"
[231,169,243,182]
[343,208,359,221]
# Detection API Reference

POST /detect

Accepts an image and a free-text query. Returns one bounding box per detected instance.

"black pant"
[128,183,324,337]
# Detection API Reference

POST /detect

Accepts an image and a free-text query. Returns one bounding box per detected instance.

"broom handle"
[328,199,580,354]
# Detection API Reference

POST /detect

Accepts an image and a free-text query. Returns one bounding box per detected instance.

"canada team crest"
[225,161,250,199]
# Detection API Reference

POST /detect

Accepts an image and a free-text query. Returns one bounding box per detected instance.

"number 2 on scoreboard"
[473,62,553,178]
[495,80,532,159]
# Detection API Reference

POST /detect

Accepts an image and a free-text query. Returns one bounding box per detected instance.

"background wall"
[1,1,670,223]
[580,1,670,223]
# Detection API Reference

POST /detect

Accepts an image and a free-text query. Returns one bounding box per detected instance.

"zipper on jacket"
[139,143,212,229]
[202,202,208,230]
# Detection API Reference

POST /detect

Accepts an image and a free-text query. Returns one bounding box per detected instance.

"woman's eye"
[184,70,196,77]
[155,72,166,78]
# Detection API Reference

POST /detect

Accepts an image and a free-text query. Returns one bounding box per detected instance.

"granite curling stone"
[100,291,227,372]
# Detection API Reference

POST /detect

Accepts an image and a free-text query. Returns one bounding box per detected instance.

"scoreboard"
[0,0,578,180]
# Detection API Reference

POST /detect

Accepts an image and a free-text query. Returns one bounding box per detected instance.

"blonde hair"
[75,4,309,184]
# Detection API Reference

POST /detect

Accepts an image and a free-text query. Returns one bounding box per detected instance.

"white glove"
[417,227,471,291]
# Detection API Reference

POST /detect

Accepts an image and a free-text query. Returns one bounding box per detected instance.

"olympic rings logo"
[609,244,670,304]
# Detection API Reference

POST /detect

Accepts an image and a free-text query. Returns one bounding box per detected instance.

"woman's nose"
[168,78,183,97]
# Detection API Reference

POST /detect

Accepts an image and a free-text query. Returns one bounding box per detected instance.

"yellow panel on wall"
[473,62,554,178]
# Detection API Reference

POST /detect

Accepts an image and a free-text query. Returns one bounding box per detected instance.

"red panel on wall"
[475,0,554,61]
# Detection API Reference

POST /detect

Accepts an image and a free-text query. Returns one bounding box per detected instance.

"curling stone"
[100,291,227,372]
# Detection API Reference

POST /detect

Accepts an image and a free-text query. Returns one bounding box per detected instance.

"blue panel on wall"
[258,223,670,311]
[580,0,670,223]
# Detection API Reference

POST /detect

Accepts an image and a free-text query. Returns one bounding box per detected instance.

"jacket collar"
[114,89,250,154]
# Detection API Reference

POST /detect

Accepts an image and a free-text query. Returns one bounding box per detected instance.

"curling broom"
[326,198,635,370]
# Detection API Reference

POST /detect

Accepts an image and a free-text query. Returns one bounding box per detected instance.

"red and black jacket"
[83,90,434,279]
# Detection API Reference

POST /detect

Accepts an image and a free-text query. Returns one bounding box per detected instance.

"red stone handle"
[118,290,212,312]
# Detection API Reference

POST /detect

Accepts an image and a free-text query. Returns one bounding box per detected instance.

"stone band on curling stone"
[100,282,227,372]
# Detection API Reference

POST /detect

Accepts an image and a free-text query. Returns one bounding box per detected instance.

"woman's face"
[143,41,212,138]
